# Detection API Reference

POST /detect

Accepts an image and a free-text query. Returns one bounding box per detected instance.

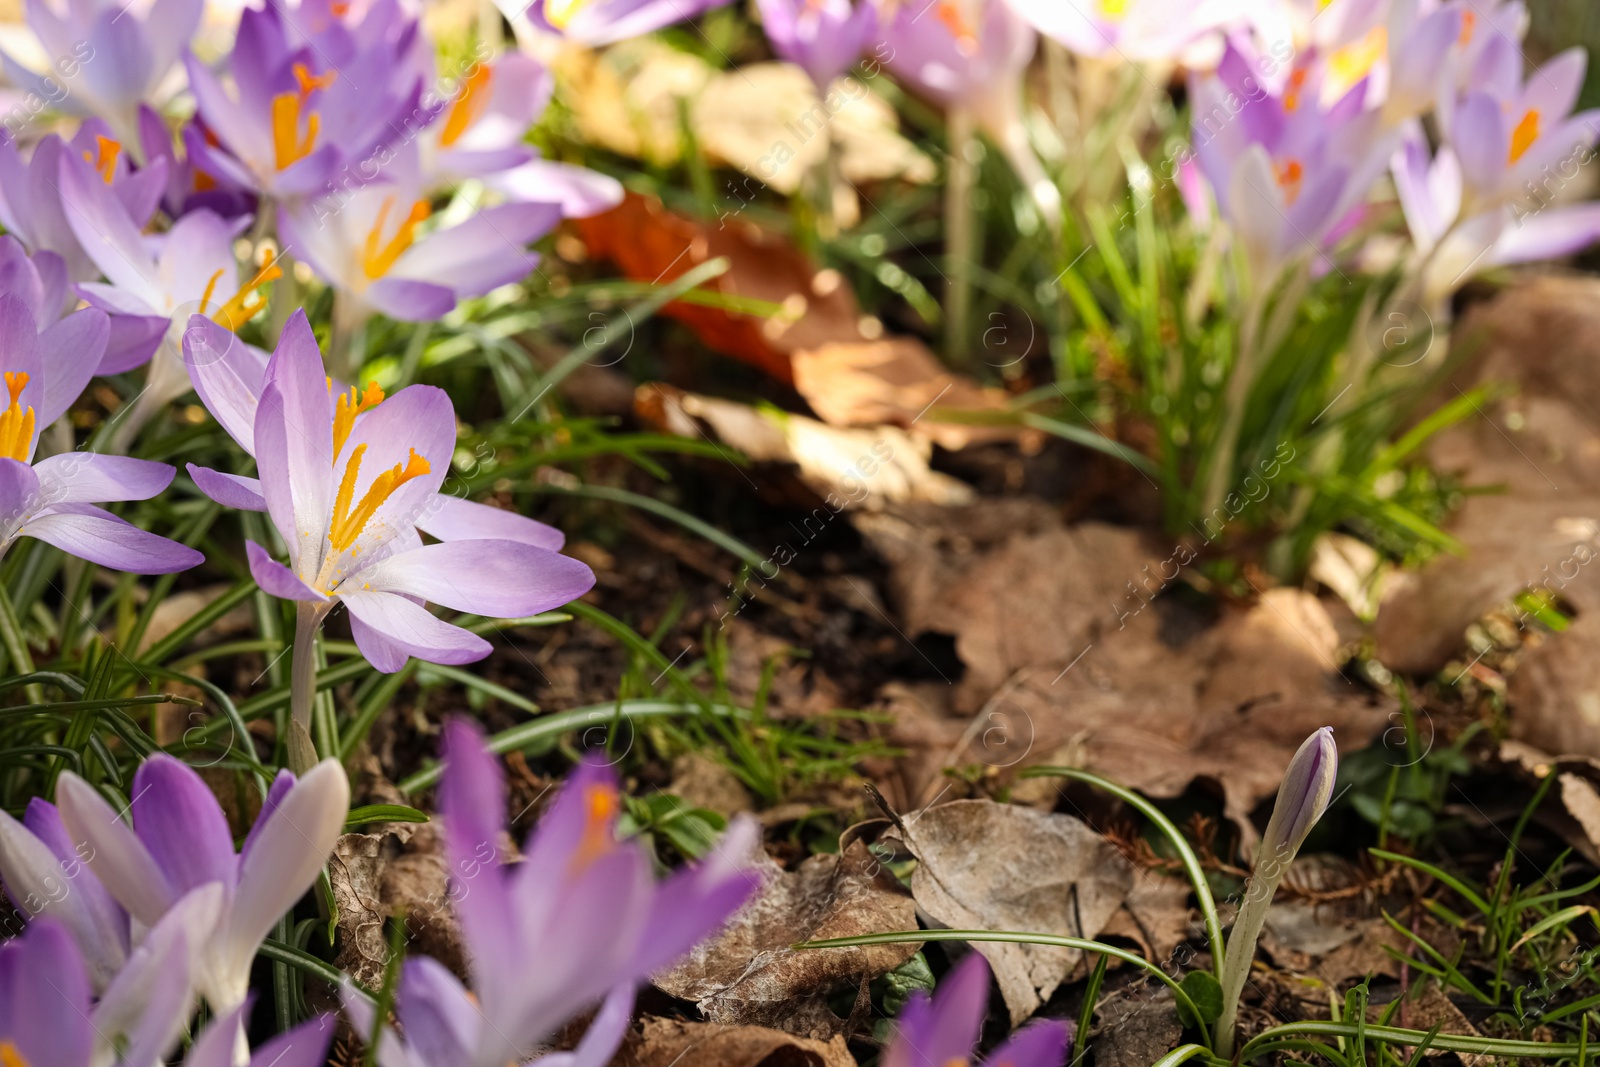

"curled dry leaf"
[555,39,714,164]
[636,383,975,507]
[617,1018,855,1067]
[889,798,1134,1025]
[654,834,919,1038]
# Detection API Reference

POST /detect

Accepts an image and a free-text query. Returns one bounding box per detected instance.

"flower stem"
[328,291,370,385]
[287,600,327,773]
[944,104,977,365]
[1200,287,1267,520]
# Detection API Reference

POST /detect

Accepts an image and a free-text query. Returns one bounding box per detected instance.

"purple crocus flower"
[279,151,560,323]
[880,0,1035,110]
[138,105,257,222]
[756,0,880,92]
[184,1,424,198]
[0,294,202,574]
[0,0,201,142]
[181,312,596,672]
[884,953,1071,1067]
[1444,48,1600,217]
[1001,0,1246,62]
[186,1002,333,1067]
[0,897,211,1067]
[56,754,350,1019]
[516,0,736,46]
[0,798,128,991]
[341,720,762,1067]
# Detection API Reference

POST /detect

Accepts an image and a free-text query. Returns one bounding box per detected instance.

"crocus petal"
[1492,202,1600,264]
[0,458,40,531]
[985,1019,1074,1067]
[1261,726,1338,854]
[183,1002,250,1067]
[1451,92,1507,190]
[239,769,296,870]
[130,755,239,895]
[56,771,177,926]
[340,589,493,669]
[33,453,175,506]
[487,159,625,218]
[92,883,220,1067]
[0,919,93,1067]
[362,277,458,323]
[101,313,169,375]
[188,465,268,511]
[390,202,558,296]
[20,506,203,573]
[36,307,108,427]
[183,315,268,454]
[393,957,481,1067]
[632,813,763,975]
[438,720,517,997]
[221,759,349,1007]
[255,311,334,565]
[0,807,127,991]
[535,983,636,1067]
[415,493,566,550]
[350,538,596,618]
[13,799,128,989]
[247,540,330,602]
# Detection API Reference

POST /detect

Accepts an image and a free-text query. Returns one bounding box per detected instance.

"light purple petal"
[36,307,109,427]
[0,919,93,1067]
[536,983,636,1067]
[183,314,267,454]
[487,159,625,218]
[393,957,479,1067]
[33,453,174,506]
[985,1018,1073,1067]
[188,464,268,511]
[55,772,177,927]
[238,770,297,870]
[339,589,492,669]
[255,312,334,568]
[247,540,330,602]
[350,538,596,618]
[1492,202,1600,264]
[415,493,566,550]
[131,755,239,896]
[390,201,559,296]
[0,458,40,530]
[20,506,203,573]
[438,720,517,994]
[363,277,458,322]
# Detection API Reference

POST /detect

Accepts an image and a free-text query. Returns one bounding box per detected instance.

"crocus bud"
[1216,727,1339,1056]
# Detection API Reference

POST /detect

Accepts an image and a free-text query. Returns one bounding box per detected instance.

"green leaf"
[1176,969,1223,1027]
[343,804,430,831]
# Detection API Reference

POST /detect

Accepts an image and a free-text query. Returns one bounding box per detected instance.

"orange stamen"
[329,446,431,552]
[1509,109,1540,164]
[570,784,619,874]
[0,372,35,462]
[361,196,432,279]
[330,379,386,458]
[1459,9,1475,45]
[0,1040,32,1067]
[271,93,321,170]
[936,0,978,51]
[1284,68,1309,113]
[211,258,283,330]
[82,135,120,183]
[1274,158,1304,206]
[440,64,493,148]
[293,62,336,101]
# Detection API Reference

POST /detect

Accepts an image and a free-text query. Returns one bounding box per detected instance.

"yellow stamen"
[1509,108,1540,164]
[361,196,432,280]
[329,445,431,552]
[440,64,493,148]
[198,268,225,314]
[1327,25,1386,99]
[570,784,619,874]
[1274,158,1304,206]
[211,259,283,330]
[271,93,321,171]
[0,1040,32,1067]
[1099,0,1128,17]
[543,0,592,29]
[81,134,120,183]
[0,372,35,463]
[330,379,385,458]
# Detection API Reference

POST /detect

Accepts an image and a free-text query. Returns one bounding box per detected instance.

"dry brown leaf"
[555,39,713,165]
[654,835,919,1039]
[890,799,1133,1025]
[791,340,1045,451]
[1100,875,1193,967]
[691,64,934,195]
[1093,985,1181,1067]
[636,383,974,507]
[329,824,466,990]
[616,1017,856,1067]
[330,834,389,990]
[576,192,865,382]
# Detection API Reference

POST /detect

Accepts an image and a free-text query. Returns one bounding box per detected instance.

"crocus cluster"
[342,720,761,1067]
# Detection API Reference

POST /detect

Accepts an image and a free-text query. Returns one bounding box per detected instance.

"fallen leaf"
[654,834,919,1039]
[691,64,934,195]
[330,834,389,990]
[616,1017,856,1067]
[556,39,714,165]
[890,798,1134,1025]
[1092,985,1181,1067]
[1100,874,1193,968]
[636,383,975,507]
[791,339,1045,451]
[576,192,865,382]
[329,824,466,989]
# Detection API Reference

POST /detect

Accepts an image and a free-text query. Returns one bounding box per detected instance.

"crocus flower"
[184,2,424,198]
[58,143,276,442]
[1216,727,1337,1056]
[138,105,256,222]
[516,0,736,46]
[181,312,596,673]
[756,0,880,92]
[1001,0,1245,63]
[1190,43,1395,286]
[1393,124,1600,306]
[56,754,350,1019]
[0,0,201,142]
[341,720,762,1067]
[0,897,210,1067]
[881,0,1035,109]
[1444,48,1600,218]
[280,155,560,324]
[884,953,1070,1067]
[0,234,70,330]
[0,798,128,991]
[0,294,202,574]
